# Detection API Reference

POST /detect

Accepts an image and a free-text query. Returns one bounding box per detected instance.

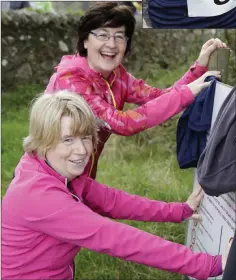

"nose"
[73,138,87,155]
[106,36,116,48]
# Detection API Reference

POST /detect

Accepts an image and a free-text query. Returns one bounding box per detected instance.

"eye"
[97,33,109,40]
[115,35,126,41]
[82,135,92,141]
[64,138,73,143]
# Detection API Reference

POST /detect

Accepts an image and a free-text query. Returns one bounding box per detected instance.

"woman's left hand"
[222,238,233,270]
[186,184,204,221]
[197,38,228,67]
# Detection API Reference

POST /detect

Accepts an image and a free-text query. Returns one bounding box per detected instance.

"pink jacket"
[45,55,207,178]
[2,153,222,280]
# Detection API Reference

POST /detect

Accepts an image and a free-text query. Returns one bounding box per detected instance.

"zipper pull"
[66,179,82,202]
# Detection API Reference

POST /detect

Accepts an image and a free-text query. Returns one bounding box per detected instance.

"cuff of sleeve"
[209,255,223,277]
[190,61,208,78]
[179,85,195,105]
[145,85,194,129]
[182,203,194,220]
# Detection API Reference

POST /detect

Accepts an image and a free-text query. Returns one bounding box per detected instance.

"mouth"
[69,159,86,165]
[100,52,117,60]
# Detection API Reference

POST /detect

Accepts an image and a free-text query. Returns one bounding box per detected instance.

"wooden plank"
[208,48,230,83]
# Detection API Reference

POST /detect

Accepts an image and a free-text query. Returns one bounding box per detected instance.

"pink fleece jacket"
[2,153,222,279]
[45,55,207,178]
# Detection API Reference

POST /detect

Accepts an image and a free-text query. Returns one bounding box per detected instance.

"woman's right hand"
[187,71,221,97]
[197,38,227,67]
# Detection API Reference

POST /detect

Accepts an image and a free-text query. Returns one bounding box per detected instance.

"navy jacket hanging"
[148,0,236,28]
[176,76,218,169]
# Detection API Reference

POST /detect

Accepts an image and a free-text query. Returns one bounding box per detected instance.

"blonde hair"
[23,90,99,158]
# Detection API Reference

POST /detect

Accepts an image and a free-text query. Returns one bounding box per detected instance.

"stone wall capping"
[1,11,235,90]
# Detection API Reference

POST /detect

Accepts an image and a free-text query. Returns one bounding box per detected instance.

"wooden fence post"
[208,48,230,84]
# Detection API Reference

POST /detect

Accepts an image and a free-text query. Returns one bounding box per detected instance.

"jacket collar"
[26,153,68,185]
[56,54,120,86]
[30,153,90,186]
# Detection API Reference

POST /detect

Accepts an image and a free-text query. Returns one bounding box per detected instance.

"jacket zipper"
[69,264,73,279]
[88,152,95,177]
[102,78,117,109]
[65,178,81,202]
[89,77,116,178]
[66,179,76,280]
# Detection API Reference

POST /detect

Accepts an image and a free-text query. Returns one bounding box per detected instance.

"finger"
[195,191,204,205]
[188,213,203,221]
[196,187,204,198]
[204,71,221,78]
[215,38,224,48]
[194,184,202,195]
[192,187,202,198]
[222,238,233,269]
[198,189,204,200]
[224,238,233,257]
[200,81,211,90]
[202,38,216,49]
[218,38,225,48]
[204,42,217,55]
[200,188,204,196]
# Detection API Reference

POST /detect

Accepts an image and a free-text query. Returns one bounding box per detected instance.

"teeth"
[71,160,83,163]
[101,52,116,56]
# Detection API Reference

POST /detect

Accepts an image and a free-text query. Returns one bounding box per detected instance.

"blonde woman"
[2,91,230,279]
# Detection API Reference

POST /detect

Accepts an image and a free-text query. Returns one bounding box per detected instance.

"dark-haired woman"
[45,2,225,179]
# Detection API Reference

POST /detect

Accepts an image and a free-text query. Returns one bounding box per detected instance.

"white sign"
[185,82,236,280]
[187,0,236,17]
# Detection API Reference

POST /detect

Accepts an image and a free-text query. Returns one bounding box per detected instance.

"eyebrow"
[98,28,125,34]
[62,134,73,139]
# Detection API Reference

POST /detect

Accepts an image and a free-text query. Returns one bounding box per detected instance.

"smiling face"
[46,115,93,181]
[84,26,127,78]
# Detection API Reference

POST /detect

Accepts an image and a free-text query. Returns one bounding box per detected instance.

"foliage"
[27,1,54,14]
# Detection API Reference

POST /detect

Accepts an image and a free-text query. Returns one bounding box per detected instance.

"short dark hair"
[77,2,136,57]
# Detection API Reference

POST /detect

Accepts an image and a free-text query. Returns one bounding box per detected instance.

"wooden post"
[208,48,230,84]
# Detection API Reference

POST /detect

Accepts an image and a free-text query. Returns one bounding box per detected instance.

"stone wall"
[1,10,236,90]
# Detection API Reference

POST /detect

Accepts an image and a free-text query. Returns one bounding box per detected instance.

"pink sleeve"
[57,75,194,136]
[23,184,221,280]
[210,256,223,277]
[172,61,208,88]
[72,177,186,223]
[126,62,207,105]
[182,203,194,220]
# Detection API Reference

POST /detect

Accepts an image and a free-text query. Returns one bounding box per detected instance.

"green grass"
[2,84,44,191]
[2,66,194,279]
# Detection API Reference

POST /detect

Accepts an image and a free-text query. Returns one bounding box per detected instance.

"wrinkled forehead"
[95,26,125,34]
[60,114,93,138]
[60,115,72,136]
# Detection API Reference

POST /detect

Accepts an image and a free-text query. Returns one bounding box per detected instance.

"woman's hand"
[187,70,221,97]
[222,238,233,270]
[186,184,204,221]
[197,38,228,67]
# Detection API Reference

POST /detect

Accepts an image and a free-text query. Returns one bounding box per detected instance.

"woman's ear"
[84,40,87,49]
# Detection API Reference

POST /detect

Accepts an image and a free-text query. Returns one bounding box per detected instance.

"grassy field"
[2,65,194,280]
